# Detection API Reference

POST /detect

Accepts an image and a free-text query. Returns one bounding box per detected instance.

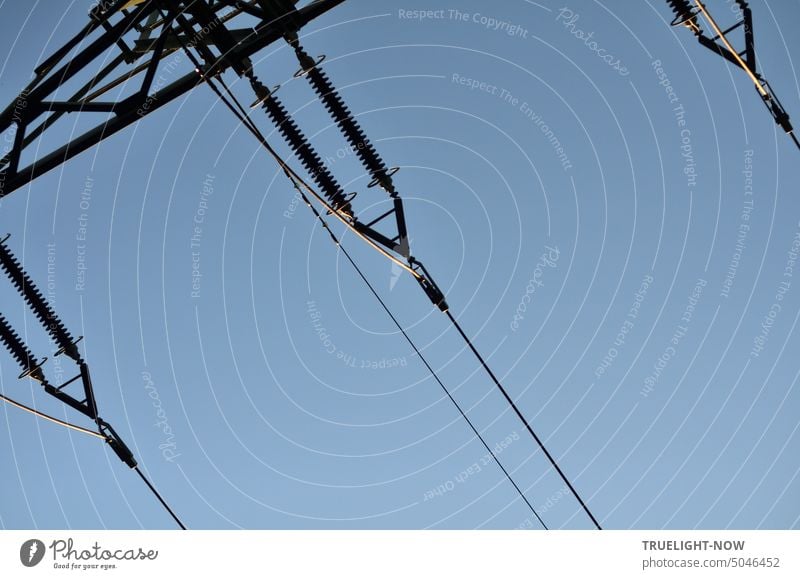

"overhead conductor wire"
[163,14,548,529]
[0,251,185,528]
[285,36,603,529]
[167,6,601,529]
[446,312,602,530]
[0,363,185,529]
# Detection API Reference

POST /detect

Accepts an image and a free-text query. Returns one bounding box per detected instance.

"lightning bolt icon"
[28,542,38,563]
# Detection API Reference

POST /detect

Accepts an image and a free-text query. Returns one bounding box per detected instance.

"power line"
[227,81,548,529]
[0,235,185,528]
[293,181,548,530]
[445,312,602,530]
[0,392,187,529]
[165,31,547,529]
[164,12,605,529]
[134,466,186,530]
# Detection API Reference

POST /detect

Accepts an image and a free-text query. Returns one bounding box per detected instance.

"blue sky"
[0,0,799,529]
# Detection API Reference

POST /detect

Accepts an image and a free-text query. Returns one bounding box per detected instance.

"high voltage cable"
[208,69,549,529]
[165,7,601,529]
[134,466,186,530]
[163,18,548,528]
[0,239,184,527]
[290,181,548,530]
[446,312,602,530]
[287,31,601,528]
[0,392,186,529]
[0,389,186,529]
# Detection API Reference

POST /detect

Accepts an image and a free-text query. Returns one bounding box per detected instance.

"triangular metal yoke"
[667,0,797,143]
[244,1,449,310]
[667,0,755,72]
[0,236,135,467]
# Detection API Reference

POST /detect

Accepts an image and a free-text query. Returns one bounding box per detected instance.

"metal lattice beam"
[0,0,345,199]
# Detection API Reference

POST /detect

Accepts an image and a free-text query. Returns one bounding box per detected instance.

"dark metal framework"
[0,0,616,530]
[0,0,344,197]
[0,0,447,470]
[0,0,446,308]
[0,234,136,466]
[0,0,355,467]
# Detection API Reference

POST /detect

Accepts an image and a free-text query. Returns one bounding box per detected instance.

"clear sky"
[0,0,798,530]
